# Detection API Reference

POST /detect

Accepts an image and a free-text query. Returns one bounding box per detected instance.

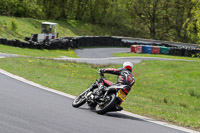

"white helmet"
[123,62,133,71]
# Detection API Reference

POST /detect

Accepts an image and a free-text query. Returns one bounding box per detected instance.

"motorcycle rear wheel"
[95,93,116,115]
[72,91,87,108]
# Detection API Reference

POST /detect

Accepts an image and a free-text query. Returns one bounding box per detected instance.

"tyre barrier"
[160,46,170,54]
[0,38,7,44]
[72,36,122,47]
[1,36,122,49]
[0,36,200,58]
[142,45,152,54]
[151,46,160,54]
[0,37,74,50]
[0,36,177,50]
[130,45,200,57]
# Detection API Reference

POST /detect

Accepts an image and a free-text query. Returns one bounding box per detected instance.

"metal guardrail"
[0,36,199,57]
[114,36,199,48]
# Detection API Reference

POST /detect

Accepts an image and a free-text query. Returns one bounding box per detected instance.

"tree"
[1,0,200,43]
[128,0,162,39]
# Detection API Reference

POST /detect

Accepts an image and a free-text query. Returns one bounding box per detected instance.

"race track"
[57,48,193,64]
[0,48,198,133]
[0,72,188,133]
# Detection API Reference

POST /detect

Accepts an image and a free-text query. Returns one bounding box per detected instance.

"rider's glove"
[99,69,104,73]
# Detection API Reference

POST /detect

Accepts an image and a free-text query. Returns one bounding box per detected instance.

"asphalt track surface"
[0,72,188,133]
[0,48,198,133]
[74,48,130,58]
[58,48,193,64]
[0,53,19,58]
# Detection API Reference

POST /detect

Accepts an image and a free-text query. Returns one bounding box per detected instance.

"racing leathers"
[102,68,135,87]
[90,68,135,95]
[88,68,135,111]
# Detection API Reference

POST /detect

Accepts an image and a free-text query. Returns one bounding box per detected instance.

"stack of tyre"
[74,36,122,47]
[169,47,200,57]
[131,45,170,54]
[0,38,30,48]
[130,45,200,57]
[0,37,75,50]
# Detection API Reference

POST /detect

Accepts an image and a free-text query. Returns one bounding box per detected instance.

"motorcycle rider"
[99,61,135,87]
[89,61,135,111]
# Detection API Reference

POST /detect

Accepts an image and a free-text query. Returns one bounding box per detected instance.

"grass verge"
[0,16,112,40]
[0,57,199,131]
[0,44,78,58]
[114,52,200,61]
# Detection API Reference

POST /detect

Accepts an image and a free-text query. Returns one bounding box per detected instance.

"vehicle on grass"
[72,71,131,114]
[23,22,74,49]
[25,22,58,43]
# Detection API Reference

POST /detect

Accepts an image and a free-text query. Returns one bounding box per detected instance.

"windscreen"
[41,24,55,34]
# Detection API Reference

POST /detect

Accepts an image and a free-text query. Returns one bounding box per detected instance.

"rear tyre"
[95,93,116,115]
[72,91,87,108]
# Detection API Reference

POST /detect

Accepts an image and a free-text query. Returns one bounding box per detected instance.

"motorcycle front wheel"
[95,93,116,115]
[72,91,87,108]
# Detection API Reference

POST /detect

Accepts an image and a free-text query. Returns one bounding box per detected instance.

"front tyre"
[95,93,116,115]
[72,91,87,108]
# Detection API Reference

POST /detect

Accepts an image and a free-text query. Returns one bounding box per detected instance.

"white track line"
[57,56,198,62]
[0,68,199,133]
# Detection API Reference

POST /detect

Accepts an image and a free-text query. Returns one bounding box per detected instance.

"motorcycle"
[72,71,131,114]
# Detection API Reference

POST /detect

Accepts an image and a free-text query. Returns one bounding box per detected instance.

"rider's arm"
[103,68,121,75]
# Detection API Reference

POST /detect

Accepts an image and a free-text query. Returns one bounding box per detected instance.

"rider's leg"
[89,83,98,90]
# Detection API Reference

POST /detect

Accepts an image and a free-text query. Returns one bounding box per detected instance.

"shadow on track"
[106,112,144,122]
[76,107,145,122]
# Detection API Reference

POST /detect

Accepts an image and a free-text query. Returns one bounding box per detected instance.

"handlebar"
[96,70,104,78]
[99,72,104,77]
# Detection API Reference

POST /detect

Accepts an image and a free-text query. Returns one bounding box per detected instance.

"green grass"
[0,14,199,131]
[0,57,199,131]
[114,52,200,61]
[0,16,112,40]
[0,44,78,58]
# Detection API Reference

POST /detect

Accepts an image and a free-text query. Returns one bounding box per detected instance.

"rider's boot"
[115,105,123,111]
[110,105,123,111]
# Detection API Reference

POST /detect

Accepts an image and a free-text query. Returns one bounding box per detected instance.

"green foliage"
[163,97,168,104]
[11,20,17,32]
[114,52,200,61]
[0,44,79,58]
[0,16,114,40]
[188,89,200,98]
[0,0,44,18]
[2,0,200,43]
[0,58,199,130]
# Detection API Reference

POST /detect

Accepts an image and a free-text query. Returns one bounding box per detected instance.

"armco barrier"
[75,36,122,47]
[123,42,134,47]
[0,36,200,58]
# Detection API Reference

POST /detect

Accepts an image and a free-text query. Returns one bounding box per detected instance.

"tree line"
[1,0,200,44]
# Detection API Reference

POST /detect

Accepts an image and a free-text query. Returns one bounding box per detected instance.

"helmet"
[123,62,133,71]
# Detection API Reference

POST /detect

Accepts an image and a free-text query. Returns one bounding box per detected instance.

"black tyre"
[95,93,116,115]
[72,91,87,108]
